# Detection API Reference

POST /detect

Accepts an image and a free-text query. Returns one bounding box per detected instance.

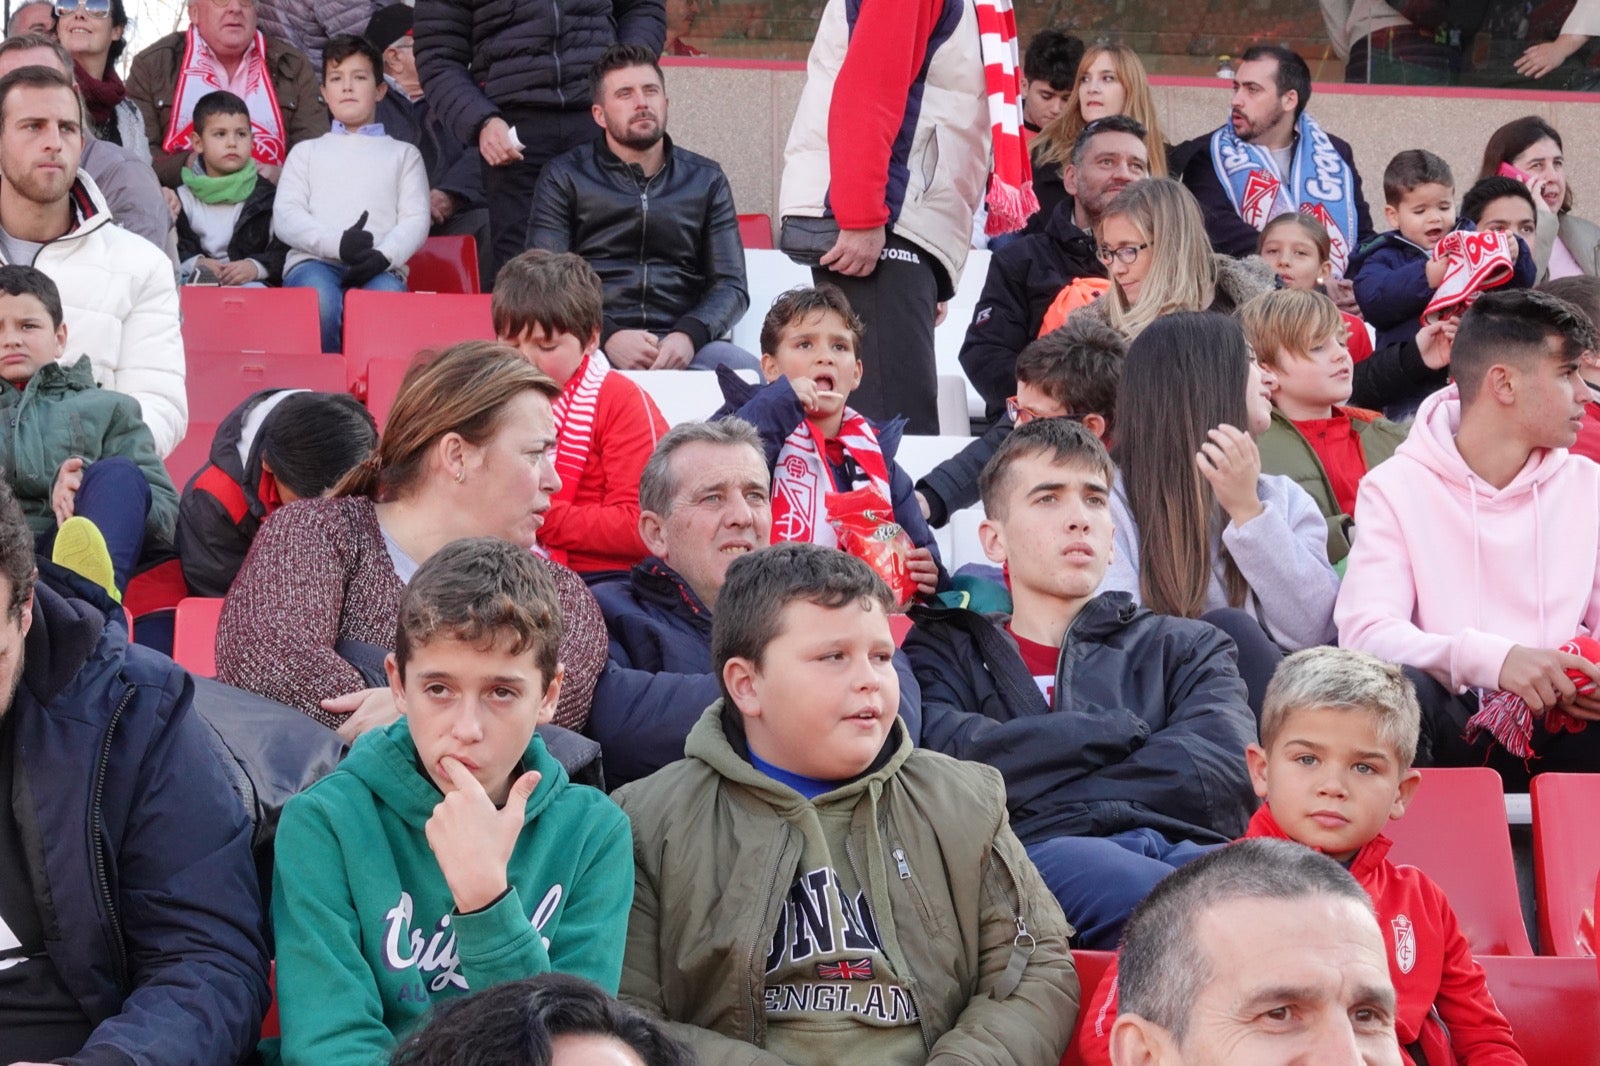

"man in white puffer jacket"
[0,65,185,457]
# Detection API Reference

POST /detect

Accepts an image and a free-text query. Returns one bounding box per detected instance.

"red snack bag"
[826,486,917,608]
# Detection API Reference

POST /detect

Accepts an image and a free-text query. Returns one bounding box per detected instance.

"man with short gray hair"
[1111,838,1403,1066]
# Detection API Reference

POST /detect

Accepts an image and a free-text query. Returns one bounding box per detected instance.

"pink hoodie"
[1336,384,1600,692]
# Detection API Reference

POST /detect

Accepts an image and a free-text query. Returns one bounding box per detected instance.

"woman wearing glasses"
[1087,177,1275,338]
[54,0,148,162]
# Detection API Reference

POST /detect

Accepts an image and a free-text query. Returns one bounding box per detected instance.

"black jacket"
[530,136,748,350]
[1171,129,1376,260]
[958,201,1105,418]
[11,577,269,1063]
[174,175,287,284]
[414,0,664,143]
[376,82,485,212]
[903,593,1258,847]
[916,416,1011,528]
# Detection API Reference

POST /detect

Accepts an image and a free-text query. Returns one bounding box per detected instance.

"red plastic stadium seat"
[180,287,322,357]
[1476,955,1600,1064]
[172,597,225,677]
[406,235,481,294]
[184,350,349,427]
[1531,773,1600,956]
[341,290,494,408]
[1061,950,1117,1066]
[738,213,774,249]
[1384,767,1533,955]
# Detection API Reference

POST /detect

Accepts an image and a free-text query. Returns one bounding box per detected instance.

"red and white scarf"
[1422,230,1518,325]
[163,28,287,166]
[551,353,610,506]
[771,411,891,547]
[975,0,1037,235]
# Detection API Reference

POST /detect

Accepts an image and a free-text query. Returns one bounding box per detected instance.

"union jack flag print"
[815,958,875,980]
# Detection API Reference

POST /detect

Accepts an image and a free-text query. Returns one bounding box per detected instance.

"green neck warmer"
[180,160,258,205]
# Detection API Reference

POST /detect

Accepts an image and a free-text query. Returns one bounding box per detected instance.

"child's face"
[1247,706,1419,862]
[193,112,254,176]
[1474,195,1537,244]
[323,54,386,129]
[725,598,899,781]
[1259,225,1330,291]
[386,634,561,806]
[508,324,598,387]
[0,292,65,385]
[1384,182,1456,250]
[1267,331,1353,414]
[760,308,861,421]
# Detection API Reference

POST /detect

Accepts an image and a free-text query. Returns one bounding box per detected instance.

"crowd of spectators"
[0,3,1597,1064]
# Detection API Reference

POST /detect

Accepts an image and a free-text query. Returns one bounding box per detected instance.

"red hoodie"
[1074,806,1525,1066]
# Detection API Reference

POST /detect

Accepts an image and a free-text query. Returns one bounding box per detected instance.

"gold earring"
[455,469,465,484]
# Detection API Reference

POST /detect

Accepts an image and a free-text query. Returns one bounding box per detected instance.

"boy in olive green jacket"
[617,543,1077,1066]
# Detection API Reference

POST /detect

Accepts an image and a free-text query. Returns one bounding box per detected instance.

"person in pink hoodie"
[1336,288,1600,785]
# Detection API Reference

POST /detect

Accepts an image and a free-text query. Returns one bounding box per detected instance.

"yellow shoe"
[53,516,120,604]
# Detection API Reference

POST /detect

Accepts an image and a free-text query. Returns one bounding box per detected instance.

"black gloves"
[339,210,374,264]
[344,249,391,287]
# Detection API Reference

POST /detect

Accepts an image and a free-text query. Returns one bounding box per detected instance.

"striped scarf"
[975,0,1037,235]
[771,411,891,548]
[551,353,610,506]
[163,29,287,165]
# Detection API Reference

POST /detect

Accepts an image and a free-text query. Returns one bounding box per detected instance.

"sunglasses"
[53,0,110,16]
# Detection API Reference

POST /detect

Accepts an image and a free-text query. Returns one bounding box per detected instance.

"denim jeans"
[1026,828,1219,949]
[284,259,407,352]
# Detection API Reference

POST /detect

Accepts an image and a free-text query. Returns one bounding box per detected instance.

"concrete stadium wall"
[664,59,1600,236]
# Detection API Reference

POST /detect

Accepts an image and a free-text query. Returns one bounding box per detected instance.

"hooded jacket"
[586,558,924,789]
[616,704,1078,1065]
[530,136,749,352]
[1335,384,1600,693]
[0,173,186,458]
[10,581,269,1065]
[902,593,1258,847]
[0,354,177,543]
[1075,806,1525,1066]
[957,201,1105,418]
[269,719,634,1065]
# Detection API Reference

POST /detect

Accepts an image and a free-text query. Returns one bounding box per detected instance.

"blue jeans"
[1026,829,1219,949]
[35,456,151,592]
[690,340,760,373]
[284,259,407,352]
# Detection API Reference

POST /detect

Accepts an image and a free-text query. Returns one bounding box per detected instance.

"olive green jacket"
[615,703,1078,1066]
[1256,406,1408,564]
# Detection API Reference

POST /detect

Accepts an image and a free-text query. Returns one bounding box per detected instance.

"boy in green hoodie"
[617,542,1079,1065]
[269,537,634,1065]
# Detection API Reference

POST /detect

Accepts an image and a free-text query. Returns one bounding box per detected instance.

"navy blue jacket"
[714,368,947,588]
[12,581,269,1064]
[902,593,1258,848]
[1349,221,1537,350]
[587,557,923,789]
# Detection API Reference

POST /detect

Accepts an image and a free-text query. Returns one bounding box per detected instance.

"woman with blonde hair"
[1027,42,1168,229]
[217,340,609,739]
[1090,178,1273,338]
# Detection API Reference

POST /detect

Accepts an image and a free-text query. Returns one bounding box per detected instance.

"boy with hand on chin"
[617,543,1077,1065]
[1077,648,1526,1066]
[269,538,633,1066]
[718,285,944,597]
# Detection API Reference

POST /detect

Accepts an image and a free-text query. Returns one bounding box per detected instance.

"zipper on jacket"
[893,848,911,879]
[746,823,790,1045]
[846,833,935,1052]
[986,850,1034,1001]
[92,684,135,989]
[551,0,565,107]
[630,165,664,328]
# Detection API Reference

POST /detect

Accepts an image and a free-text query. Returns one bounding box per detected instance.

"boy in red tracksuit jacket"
[495,249,668,574]
[1078,647,1525,1066]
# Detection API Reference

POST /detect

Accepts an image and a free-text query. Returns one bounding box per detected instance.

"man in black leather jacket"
[529,44,755,372]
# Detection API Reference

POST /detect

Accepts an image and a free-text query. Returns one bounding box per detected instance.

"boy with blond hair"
[494,249,668,573]
[1242,288,1408,564]
[1078,647,1526,1066]
[617,543,1077,1064]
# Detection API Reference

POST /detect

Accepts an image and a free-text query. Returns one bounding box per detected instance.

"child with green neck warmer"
[174,90,287,286]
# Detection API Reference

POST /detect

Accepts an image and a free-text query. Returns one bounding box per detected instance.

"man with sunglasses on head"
[127,0,328,187]
[959,115,1148,422]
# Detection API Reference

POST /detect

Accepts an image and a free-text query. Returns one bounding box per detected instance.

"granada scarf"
[1422,230,1517,325]
[550,353,610,507]
[771,411,891,548]
[1209,112,1360,276]
[163,28,287,166]
[975,0,1038,235]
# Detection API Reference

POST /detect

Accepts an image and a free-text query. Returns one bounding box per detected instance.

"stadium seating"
[1384,767,1534,955]
[738,213,774,250]
[342,290,495,418]
[179,287,322,357]
[172,597,225,678]
[1062,950,1118,1066]
[1477,955,1600,1063]
[406,235,481,294]
[617,368,728,427]
[1531,773,1600,956]
[732,249,810,354]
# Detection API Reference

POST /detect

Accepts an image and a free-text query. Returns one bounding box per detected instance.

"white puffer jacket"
[5,174,187,456]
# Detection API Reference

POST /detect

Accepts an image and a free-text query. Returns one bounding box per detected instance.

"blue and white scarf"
[1210,113,1360,277]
